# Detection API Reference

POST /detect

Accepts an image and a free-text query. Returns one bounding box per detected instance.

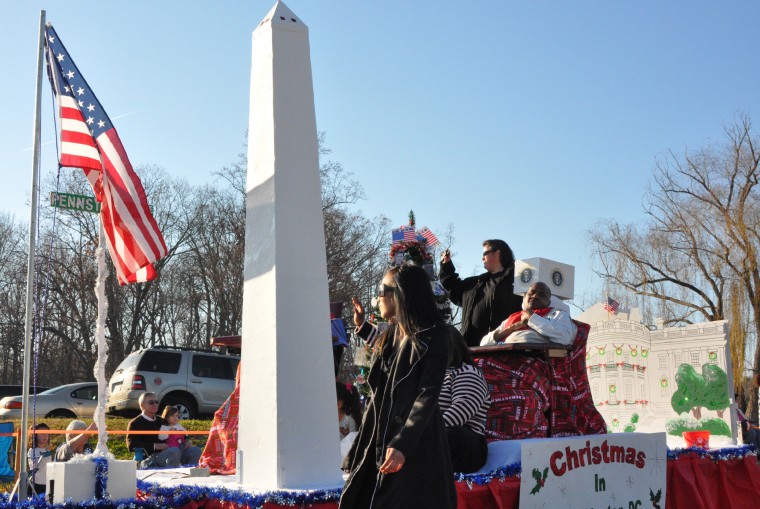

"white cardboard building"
[577,303,737,444]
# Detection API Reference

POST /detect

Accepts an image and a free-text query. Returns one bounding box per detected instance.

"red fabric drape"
[666,453,760,509]
[198,364,241,474]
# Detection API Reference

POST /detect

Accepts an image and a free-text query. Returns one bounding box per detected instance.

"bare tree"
[0,214,28,383]
[0,132,390,385]
[590,113,760,417]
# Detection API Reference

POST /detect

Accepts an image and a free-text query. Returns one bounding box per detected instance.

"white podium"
[47,459,136,503]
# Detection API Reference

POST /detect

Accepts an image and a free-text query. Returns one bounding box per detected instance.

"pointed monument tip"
[258,1,307,31]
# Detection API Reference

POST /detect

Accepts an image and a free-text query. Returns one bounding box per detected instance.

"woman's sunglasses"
[377,284,396,297]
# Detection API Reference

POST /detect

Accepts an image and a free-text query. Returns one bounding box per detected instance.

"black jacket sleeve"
[439,260,477,307]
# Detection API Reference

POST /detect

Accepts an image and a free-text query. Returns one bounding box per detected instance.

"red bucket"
[683,430,710,449]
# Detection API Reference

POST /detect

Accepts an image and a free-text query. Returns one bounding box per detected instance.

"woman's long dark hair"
[29,422,49,449]
[446,326,474,368]
[377,264,443,350]
[336,382,362,425]
[483,239,515,273]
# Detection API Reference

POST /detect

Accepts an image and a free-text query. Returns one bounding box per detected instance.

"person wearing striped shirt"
[440,328,491,473]
[351,297,491,473]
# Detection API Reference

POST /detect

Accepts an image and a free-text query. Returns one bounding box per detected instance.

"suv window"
[71,386,98,400]
[136,351,183,374]
[192,355,238,380]
[114,351,142,372]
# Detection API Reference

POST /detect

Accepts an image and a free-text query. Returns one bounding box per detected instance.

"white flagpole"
[93,218,109,454]
[19,9,47,499]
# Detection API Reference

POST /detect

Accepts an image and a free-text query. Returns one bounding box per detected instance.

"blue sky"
[3,1,760,315]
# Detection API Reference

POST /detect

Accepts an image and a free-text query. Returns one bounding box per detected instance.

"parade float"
[8,3,760,508]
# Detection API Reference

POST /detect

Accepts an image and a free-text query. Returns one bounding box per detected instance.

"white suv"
[107,347,239,419]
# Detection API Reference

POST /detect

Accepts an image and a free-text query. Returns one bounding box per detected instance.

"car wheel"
[47,409,76,419]
[161,395,196,420]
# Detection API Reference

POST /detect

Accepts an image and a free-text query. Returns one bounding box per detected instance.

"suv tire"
[47,409,76,419]
[161,394,197,420]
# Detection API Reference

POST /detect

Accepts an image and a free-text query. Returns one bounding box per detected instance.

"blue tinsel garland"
[93,458,108,500]
[667,444,757,461]
[453,462,521,489]
[135,479,342,508]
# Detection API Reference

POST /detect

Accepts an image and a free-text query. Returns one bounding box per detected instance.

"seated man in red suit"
[480,282,576,346]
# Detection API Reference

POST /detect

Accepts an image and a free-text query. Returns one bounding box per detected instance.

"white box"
[47,459,136,503]
[514,257,575,300]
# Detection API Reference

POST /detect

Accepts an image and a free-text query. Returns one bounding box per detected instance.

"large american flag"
[44,24,167,285]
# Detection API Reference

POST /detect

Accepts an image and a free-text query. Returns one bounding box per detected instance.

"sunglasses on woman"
[377,283,396,297]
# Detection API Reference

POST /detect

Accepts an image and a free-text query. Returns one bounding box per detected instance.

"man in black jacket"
[439,239,522,347]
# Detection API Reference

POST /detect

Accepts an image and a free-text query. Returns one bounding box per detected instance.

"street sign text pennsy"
[50,192,101,213]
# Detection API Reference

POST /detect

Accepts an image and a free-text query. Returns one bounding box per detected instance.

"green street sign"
[50,192,101,213]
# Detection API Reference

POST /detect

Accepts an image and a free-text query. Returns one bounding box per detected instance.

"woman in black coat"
[340,264,456,509]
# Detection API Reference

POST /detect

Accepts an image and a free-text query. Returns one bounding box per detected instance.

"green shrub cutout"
[670,363,729,419]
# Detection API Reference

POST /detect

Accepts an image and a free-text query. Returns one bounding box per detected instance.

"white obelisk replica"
[237,2,343,489]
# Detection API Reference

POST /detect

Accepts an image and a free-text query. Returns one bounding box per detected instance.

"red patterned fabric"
[198,364,241,475]
[475,320,606,440]
[476,355,551,440]
[546,321,607,437]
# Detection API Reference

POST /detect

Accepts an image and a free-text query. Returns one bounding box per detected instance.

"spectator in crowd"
[27,423,52,494]
[336,382,361,440]
[127,393,201,467]
[55,420,97,462]
[158,406,192,450]
[439,239,522,347]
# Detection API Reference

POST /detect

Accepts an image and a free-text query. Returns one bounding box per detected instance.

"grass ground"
[0,417,213,493]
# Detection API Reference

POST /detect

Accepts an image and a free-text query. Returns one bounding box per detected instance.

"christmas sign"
[520,433,666,509]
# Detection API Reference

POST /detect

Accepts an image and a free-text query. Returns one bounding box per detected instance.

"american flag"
[45,25,167,285]
[391,225,415,244]
[417,226,440,248]
[604,296,620,314]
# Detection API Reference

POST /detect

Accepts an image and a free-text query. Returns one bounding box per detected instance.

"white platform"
[47,459,136,503]
[137,467,344,492]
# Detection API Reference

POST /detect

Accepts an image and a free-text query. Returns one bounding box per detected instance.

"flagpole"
[93,218,109,453]
[19,9,47,499]
[605,292,610,319]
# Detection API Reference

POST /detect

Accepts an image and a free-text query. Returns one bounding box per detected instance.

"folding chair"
[0,422,15,483]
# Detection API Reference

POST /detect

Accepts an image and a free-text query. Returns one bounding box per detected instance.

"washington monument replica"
[237,2,344,490]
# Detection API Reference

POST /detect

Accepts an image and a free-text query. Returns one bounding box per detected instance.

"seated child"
[336,382,361,440]
[28,423,52,495]
[158,406,189,449]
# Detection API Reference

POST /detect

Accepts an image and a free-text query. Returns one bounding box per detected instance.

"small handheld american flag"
[417,226,440,248]
[391,225,415,244]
